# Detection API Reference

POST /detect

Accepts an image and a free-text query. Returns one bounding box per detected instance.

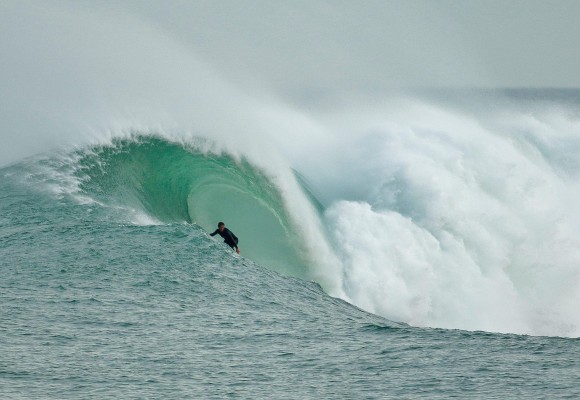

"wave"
[72,135,314,278]
[4,2,580,340]
[7,93,580,339]
[6,91,580,339]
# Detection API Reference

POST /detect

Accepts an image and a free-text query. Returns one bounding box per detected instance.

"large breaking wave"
[3,1,580,338]
[24,99,580,339]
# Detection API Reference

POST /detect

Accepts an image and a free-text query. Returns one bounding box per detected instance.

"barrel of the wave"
[73,136,311,277]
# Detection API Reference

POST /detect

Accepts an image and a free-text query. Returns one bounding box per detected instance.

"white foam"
[302,101,580,337]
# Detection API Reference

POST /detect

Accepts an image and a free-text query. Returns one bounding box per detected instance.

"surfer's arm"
[209,229,219,237]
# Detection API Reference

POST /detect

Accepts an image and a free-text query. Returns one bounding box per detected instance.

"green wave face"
[76,135,309,276]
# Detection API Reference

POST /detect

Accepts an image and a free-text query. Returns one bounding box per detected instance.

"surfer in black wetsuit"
[210,222,240,254]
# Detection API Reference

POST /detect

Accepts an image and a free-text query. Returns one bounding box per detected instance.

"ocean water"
[2,89,580,398]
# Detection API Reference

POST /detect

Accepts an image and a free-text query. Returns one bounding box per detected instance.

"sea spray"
[299,98,580,336]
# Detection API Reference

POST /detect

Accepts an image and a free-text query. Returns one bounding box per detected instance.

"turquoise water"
[3,2,580,397]
[2,133,580,399]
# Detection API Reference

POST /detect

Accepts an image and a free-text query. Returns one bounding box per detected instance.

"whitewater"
[3,1,580,398]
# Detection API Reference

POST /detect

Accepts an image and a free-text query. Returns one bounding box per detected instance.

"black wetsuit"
[210,227,239,250]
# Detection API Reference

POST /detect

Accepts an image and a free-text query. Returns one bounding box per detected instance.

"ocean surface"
[2,89,580,399]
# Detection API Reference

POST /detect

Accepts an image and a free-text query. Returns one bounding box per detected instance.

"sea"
[2,88,580,399]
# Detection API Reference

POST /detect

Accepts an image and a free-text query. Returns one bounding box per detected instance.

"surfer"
[210,222,240,254]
